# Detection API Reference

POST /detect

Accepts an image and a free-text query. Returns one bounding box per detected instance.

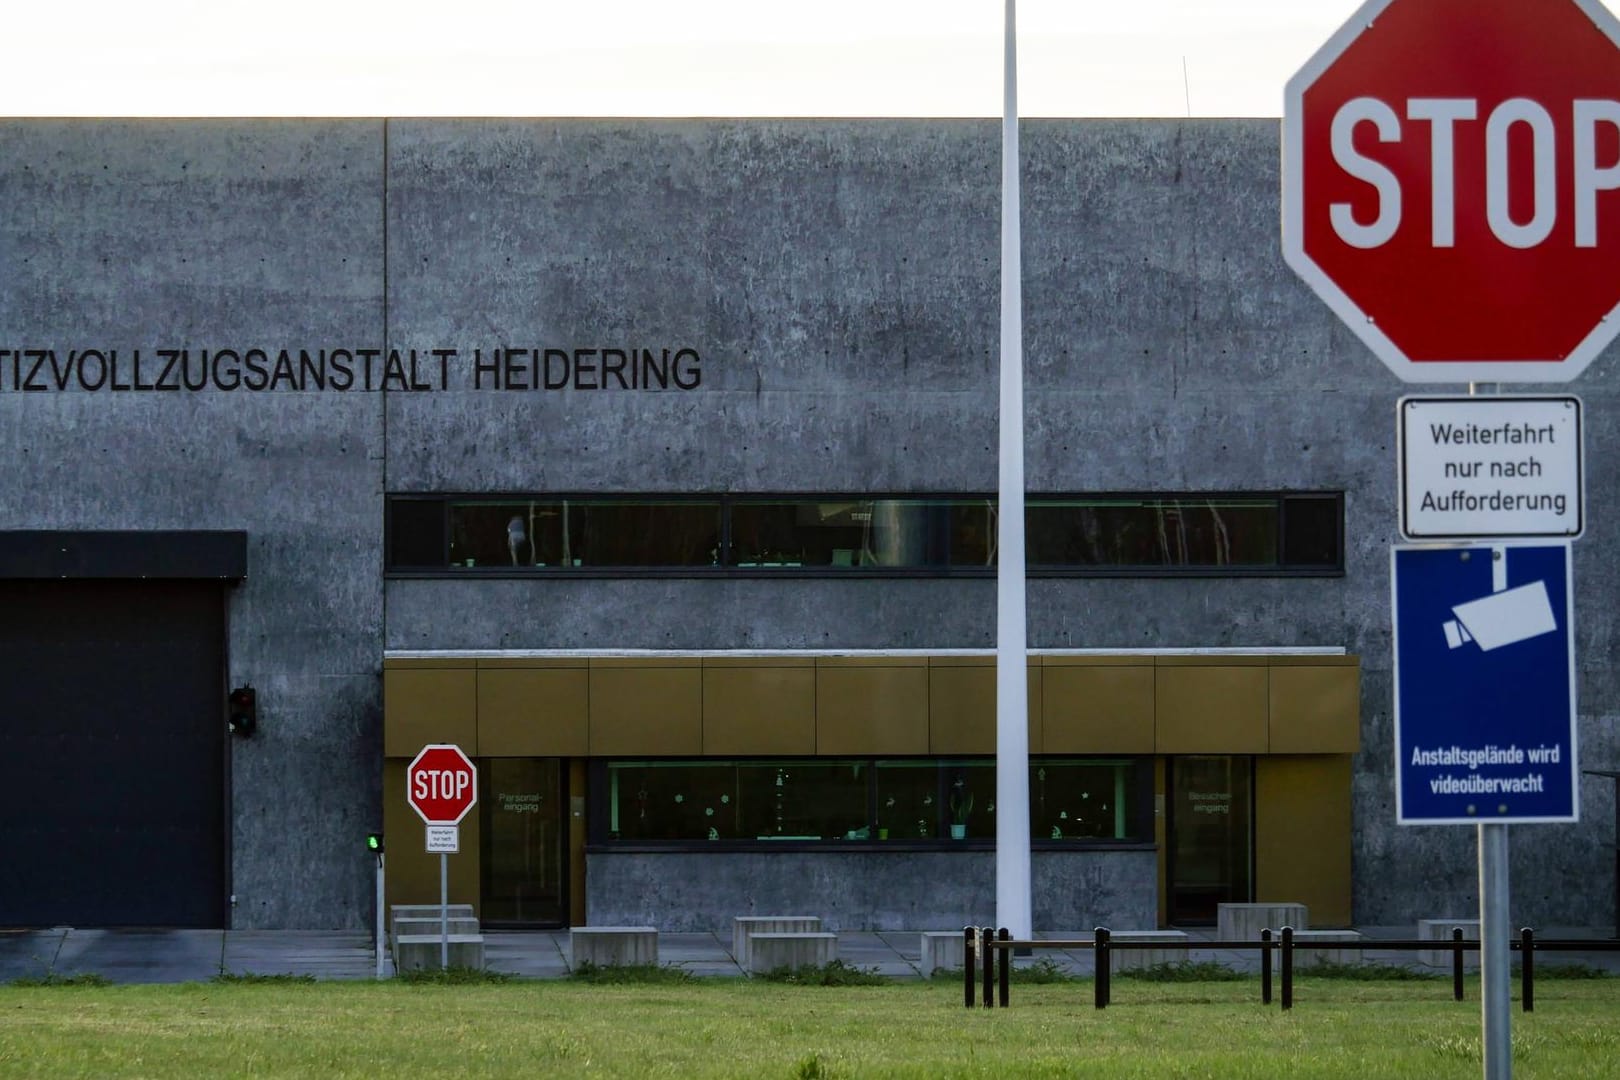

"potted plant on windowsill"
[948,786,973,840]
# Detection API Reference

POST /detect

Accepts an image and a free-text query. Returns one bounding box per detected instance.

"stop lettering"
[405,744,478,825]
[1283,0,1620,382]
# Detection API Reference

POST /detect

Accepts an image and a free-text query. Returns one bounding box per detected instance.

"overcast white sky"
[8,1,1383,118]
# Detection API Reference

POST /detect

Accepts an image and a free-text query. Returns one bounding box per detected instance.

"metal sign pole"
[440,851,449,969]
[375,852,386,979]
[1480,822,1512,1079]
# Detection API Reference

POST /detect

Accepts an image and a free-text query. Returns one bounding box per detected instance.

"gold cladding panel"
[476,668,589,757]
[927,664,1042,755]
[816,664,928,755]
[1268,665,1361,754]
[703,666,816,755]
[384,668,477,758]
[382,759,482,918]
[1154,666,1268,753]
[1255,756,1353,926]
[589,666,702,756]
[1042,666,1155,754]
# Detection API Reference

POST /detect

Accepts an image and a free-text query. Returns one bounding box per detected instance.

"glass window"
[390,492,1341,576]
[447,499,720,569]
[1282,494,1341,568]
[605,760,868,842]
[388,498,445,569]
[1027,498,1279,568]
[1031,760,1141,841]
[728,499,995,569]
[601,757,1147,844]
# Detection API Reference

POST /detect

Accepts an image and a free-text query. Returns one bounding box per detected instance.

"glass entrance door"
[1167,756,1254,925]
[479,758,566,927]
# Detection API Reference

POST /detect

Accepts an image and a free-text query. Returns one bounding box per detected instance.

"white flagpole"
[996,0,1033,940]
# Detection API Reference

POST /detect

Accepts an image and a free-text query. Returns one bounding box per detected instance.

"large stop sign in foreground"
[1284,0,1620,382]
[406,744,477,825]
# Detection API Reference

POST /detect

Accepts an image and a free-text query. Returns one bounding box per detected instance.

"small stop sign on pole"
[1284,0,1620,382]
[406,744,477,826]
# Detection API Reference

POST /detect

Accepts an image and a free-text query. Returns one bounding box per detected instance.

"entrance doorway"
[1167,755,1254,925]
[479,758,567,927]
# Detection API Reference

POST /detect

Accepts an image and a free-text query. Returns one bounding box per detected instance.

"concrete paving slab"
[485,931,568,977]
[0,929,69,982]
[223,931,379,980]
[53,929,225,984]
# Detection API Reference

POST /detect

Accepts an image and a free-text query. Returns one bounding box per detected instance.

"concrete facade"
[2,118,1616,929]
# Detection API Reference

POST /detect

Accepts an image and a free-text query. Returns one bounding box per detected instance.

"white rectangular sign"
[425,825,459,854]
[1399,396,1582,541]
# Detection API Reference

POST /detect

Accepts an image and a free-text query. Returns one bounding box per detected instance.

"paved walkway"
[3,926,1617,984]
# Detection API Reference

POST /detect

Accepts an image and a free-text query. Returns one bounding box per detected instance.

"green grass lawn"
[1,975,1617,1079]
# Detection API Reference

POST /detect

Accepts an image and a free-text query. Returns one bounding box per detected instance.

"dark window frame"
[385,491,1345,579]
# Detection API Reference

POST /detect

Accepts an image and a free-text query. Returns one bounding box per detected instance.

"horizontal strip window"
[386,493,1342,576]
[591,757,1152,847]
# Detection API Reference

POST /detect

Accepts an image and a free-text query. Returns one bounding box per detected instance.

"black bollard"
[963,926,976,1009]
[1521,927,1534,1013]
[982,926,995,1008]
[1261,928,1273,1005]
[1094,927,1111,1010]
[1452,927,1465,1002]
[998,928,1010,1008]
[1281,926,1294,1010]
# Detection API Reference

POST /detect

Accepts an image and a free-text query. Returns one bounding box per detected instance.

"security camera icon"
[1442,581,1558,652]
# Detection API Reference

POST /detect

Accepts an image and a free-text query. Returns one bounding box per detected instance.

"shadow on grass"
[10,973,113,988]
[756,960,888,986]
[568,961,696,984]
[397,966,519,985]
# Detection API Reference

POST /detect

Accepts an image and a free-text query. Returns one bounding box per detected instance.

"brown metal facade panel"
[1267,664,1362,754]
[1254,755,1354,926]
[1154,665,1269,753]
[926,664,1043,754]
[1041,666,1156,754]
[383,667,478,758]
[815,662,929,755]
[476,667,590,757]
[701,665,816,755]
[587,664,703,756]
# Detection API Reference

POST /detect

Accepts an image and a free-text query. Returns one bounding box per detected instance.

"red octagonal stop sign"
[406,744,477,825]
[1284,0,1620,382]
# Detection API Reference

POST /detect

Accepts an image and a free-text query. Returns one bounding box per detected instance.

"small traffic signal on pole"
[366,832,384,854]
[227,686,257,737]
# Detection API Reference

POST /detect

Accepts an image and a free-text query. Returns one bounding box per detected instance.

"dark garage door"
[0,581,226,928]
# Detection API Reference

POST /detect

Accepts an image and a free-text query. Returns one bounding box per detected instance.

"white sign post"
[1400,397,1583,541]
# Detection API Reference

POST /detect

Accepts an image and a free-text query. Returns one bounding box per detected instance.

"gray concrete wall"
[0,120,387,929]
[585,849,1158,933]
[5,117,1617,929]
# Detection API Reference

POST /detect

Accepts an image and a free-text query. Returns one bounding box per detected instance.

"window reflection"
[728,499,995,569]
[1027,499,1278,567]
[601,758,1145,844]
[448,499,720,568]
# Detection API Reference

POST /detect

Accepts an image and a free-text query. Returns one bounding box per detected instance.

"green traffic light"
[366,833,384,853]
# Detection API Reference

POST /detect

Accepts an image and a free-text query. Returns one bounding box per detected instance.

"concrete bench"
[391,904,475,935]
[919,931,966,977]
[1289,929,1364,966]
[571,926,658,967]
[749,932,838,974]
[393,934,486,972]
[733,916,822,970]
[1107,930,1192,971]
[1218,903,1310,941]
[1419,919,1481,968]
[393,916,481,938]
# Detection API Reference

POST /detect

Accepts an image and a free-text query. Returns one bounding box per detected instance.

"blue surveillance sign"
[1392,543,1578,825]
